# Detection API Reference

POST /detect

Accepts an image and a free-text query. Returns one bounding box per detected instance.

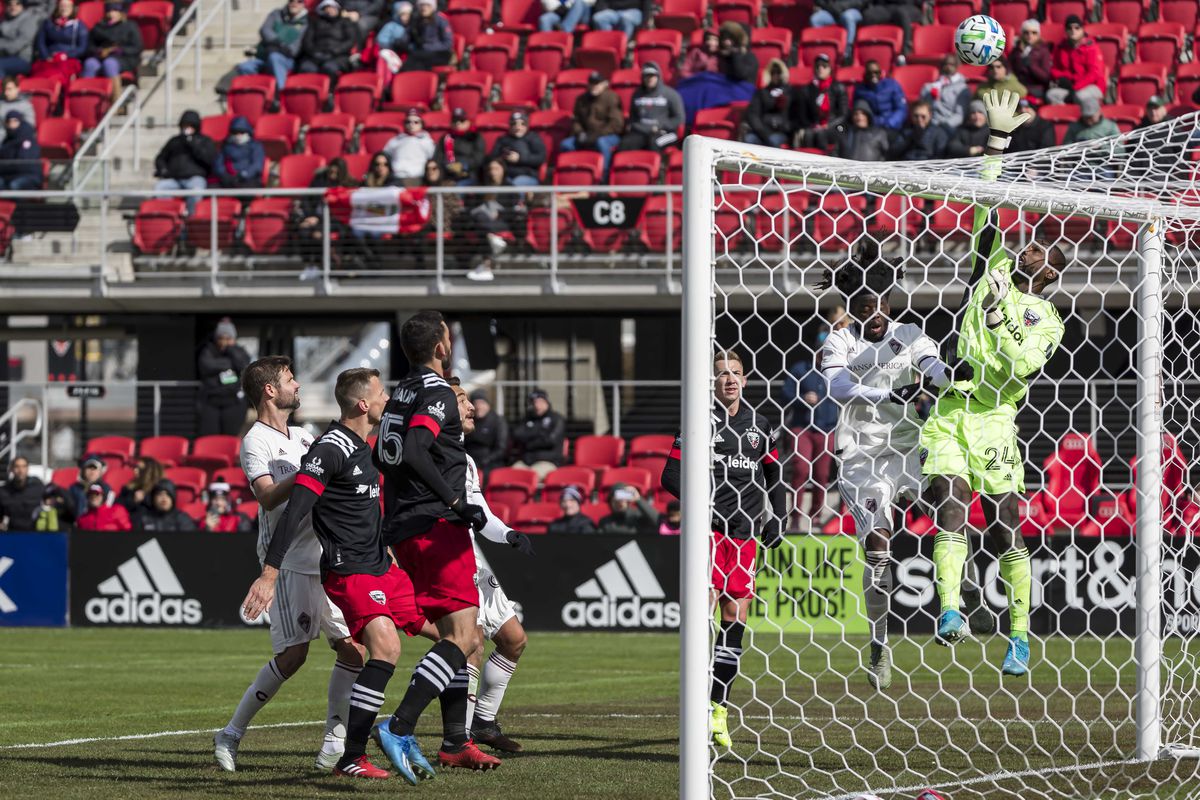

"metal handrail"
[0,397,47,470]
[164,0,230,123]
[71,85,140,192]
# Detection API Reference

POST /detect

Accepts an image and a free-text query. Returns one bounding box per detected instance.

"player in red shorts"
[661,348,788,749]
[242,368,435,783]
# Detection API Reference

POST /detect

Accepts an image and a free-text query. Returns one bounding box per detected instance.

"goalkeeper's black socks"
[340,659,394,763]
[438,667,472,752]
[710,620,745,705]
[389,640,467,736]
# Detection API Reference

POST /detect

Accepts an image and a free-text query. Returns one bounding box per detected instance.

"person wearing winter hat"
[1063,95,1120,144]
[560,70,624,179]
[464,388,508,477]
[197,318,252,436]
[547,485,598,534]
[153,109,217,214]
[0,107,40,190]
[80,1,142,104]
[215,115,266,189]
[1046,14,1104,106]
[77,483,133,531]
[946,98,991,158]
[296,0,358,79]
[681,28,719,79]
[132,479,197,531]
[621,61,684,152]
[201,482,254,532]
[400,0,452,72]
[512,388,566,478]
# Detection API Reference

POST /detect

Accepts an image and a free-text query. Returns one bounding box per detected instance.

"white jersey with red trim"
[240,421,319,575]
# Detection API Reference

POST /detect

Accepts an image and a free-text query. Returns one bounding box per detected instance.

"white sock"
[225,658,287,738]
[324,660,362,741]
[474,652,518,724]
[465,662,481,732]
[863,551,892,647]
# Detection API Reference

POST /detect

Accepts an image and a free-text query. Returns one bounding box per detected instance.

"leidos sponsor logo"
[562,541,679,629]
[85,539,202,625]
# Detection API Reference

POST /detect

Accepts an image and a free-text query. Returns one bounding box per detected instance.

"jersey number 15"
[377,412,406,465]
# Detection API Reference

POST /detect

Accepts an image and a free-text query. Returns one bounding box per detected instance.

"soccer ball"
[955,14,1006,66]
[915,791,949,800]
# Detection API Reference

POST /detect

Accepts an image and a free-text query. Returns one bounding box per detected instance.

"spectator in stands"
[382,108,435,183]
[132,479,197,531]
[31,0,88,84]
[340,0,384,37]
[1009,97,1054,152]
[465,389,509,474]
[0,109,39,189]
[976,56,1026,99]
[297,0,358,80]
[0,77,33,143]
[491,111,546,188]
[887,100,949,161]
[236,0,308,92]
[591,0,646,39]
[36,484,73,530]
[153,110,216,215]
[115,456,163,515]
[657,499,680,535]
[809,0,862,57]
[547,485,596,534]
[782,335,837,525]
[716,20,757,84]
[512,388,566,479]
[1047,15,1104,106]
[1012,19,1052,102]
[439,107,485,185]
[561,70,624,179]
[0,456,43,531]
[920,55,970,130]
[538,0,592,35]
[854,60,906,131]
[196,317,251,436]
[679,28,718,80]
[862,0,922,50]
[464,159,524,281]
[376,0,410,54]
[200,482,253,533]
[400,0,451,72]
[621,62,683,152]
[743,58,798,147]
[214,116,265,190]
[295,156,355,260]
[68,453,110,516]
[598,483,657,535]
[795,54,847,150]
[1063,95,1120,144]
[0,0,39,77]
[946,98,989,158]
[362,150,400,187]
[81,1,142,104]
[1135,96,1168,131]
[76,483,132,531]
[834,101,888,162]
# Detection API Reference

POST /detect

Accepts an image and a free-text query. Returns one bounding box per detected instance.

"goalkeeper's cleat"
[314,736,344,771]
[1001,637,1031,676]
[372,722,436,786]
[333,754,390,780]
[472,719,524,753]
[710,701,732,748]
[438,740,501,770]
[935,609,968,646]
[961,588,996,636]
[866,643,893,691]
[213,729,240,772]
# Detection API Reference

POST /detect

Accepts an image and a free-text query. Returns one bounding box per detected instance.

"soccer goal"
[679,122,1200,800]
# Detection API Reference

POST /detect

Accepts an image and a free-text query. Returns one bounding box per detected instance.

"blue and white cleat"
[372,722,436,786]
[1001,637,1031,676]
[935,610,968,646]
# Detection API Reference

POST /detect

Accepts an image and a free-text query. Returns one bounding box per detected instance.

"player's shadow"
[513,732,679,764]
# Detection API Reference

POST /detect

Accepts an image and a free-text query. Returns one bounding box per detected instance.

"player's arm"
[989,305,1065,379]
[911,332,974,388]
[405,388,488,530]
[759,430,788,549]
[661,432,681,499]
[467,459,535,555]
[819,330,890,404]
[241,437,297,511]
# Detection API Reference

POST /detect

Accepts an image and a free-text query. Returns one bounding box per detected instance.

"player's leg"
[338,615,401,780]
[982,492,1033,676]
[315,636,365,770]
[842,453,896,689]
[465,630,485,734]
[472,575,526,752]
[709,531,755,748]
[922,400,975,644]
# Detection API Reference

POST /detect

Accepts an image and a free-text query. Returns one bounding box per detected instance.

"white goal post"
[678,124,1200,800]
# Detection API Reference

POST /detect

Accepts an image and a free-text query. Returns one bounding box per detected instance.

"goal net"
[678,118,1200,800]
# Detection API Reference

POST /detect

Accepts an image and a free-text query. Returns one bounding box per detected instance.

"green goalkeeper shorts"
[920,394,1025,495]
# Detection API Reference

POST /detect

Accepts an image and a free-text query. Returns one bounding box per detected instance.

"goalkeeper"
[923,90,1066,677]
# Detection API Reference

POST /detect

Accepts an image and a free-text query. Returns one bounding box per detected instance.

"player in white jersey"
[819,251,973,690]
[214,356,366,772]
[450,379,535,753]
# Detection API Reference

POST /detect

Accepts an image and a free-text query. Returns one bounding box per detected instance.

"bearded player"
[662,349,789,749]
[924,90,1066,677]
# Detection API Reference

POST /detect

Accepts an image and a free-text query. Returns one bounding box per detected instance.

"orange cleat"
[438,740,502,771]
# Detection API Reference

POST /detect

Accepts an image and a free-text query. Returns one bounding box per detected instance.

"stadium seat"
[86,436,136,465]
[635,29,683,84]
[712,0,760,25]
[420,109,452,140]
[1102,103,1143,132]
[386,71,438,112]
[1161,0,1200,27]
[750,27,793,68]
[933,0,982,24]
[577,501,606,525]
[512,502,560,534]
[629,434,675,463]
[139,435,189,467]
[574,434,625,470]
[305,112,356,159]
[239,197,291,255]
[655,0,707,34]
[530,108,573,157]
[496,0,540,33]
[444,70,493,117]
[637,194,682,252]
[227,74,276,125]
[892,64,938,101]
[37,115,82,159]
[361,112,405,155]
[908,26,956,67]
[445,0,489,42]
[128,0,173,51]
[610,150,662,191]
[574,30,628,78]
[183,434,241,472]
[485,466,539,508]
[808,194,866,250]
[526,205,575,253]
[237,500,261,519]
[1175,62,1200,111]
[185,197,243,252]
[1038,104,1080,145]
[200,113,235,143]
[576,205,629,252]
[755,191,808,252]
[543,466,597,502]
[713,190,752,251]
[666,148,683,184]
[1037,432,1102,529]
[852,25,904,71]
[471,31,520,79]
[495,70,548,113]
[799,27,846,65]
[165,467,206,505]
[1135,21,1186,63]
[599,466,652,498]
[0,200,12,257]
[76,0,104,28]
[1116,62,1168,106]
[211,469,251,503]
[333,72,382,125]
[280,73,331,125]
[51,467,77,490]
[1045,0,1089,21]
[132,199,185,255]
[1087,22,1130,71]
[17,76,60,121]
[474,110,512,152]
[693,105,739,139]
[554,150,605,186]
[65,78,113,130]
[105,465,134,492]
[278,153,327,188]
[552,68,593,113]
[1076,493,1134,538]
[255,113,300,161]
[986,0,1031,29]
[1102,0,1146,27]
[606,67,640,112]
[525,31,573,79]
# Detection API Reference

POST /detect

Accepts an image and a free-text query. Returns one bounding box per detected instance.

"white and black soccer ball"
[955,14,1006,66]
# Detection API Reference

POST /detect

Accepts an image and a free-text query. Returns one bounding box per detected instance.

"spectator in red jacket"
[200,482,254,532]
[76,483,132,531]
[1012,19,1053,101]
[679,28,718,80]
[1047,15,1104,106]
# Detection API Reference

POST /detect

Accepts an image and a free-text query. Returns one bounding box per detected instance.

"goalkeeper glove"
[760,517,785,549]
[981,267,1010,327]
[506,530,536,556]
[949,359,975,383]
[980,89,1032,152]
[889,383,922,405]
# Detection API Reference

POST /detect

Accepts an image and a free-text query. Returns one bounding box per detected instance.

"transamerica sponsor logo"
[562,541,680,629]
[84,539,202,624]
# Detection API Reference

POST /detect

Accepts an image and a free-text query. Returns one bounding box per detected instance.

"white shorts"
[269,569,352,653]
[839,448,924,542]
[475,564,519,640]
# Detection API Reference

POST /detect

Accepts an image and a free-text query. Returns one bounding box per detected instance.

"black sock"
[439,667,471,751]
[340,659,394,764]
[389,640,467,736]
[710,620,745,706]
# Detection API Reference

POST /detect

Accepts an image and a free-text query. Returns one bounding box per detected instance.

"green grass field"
[1,629,1198,800]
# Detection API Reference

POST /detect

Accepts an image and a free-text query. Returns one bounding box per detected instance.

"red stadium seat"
[361,112,404,154]
[933,0,982,24]
[1102,103,1143,132]
[420,109,452,140]
[1175,61,1200,110]
[1102,0,1147,27]
[574,30,628,77]
[629,434,675,463]
[693,106,738,139]
[574,434,625,470]
[139,435,189,467]
[986,0,1031,29]
[543,466,597,502]
[577,501,606,525]
[486,467,539,508]
[609,67,641,112]
[305,112,356,159]
[279,73,330,125]
[1046,0,1089,21]
[1161,0,1200,27]
[255,113,300,161]
[666,148,682,183]
[610,150,662,191]
[656,0,708,35]
[37,116,82,159]
[386,71,438,112]
[242,198,293,255]
[132,199,185,255]
[200,113,235,143]
[333,72,382,124]
[86,436,136,465]
[599,466,652,498]
[755,191,808,252]
[183,434,241,472]
[800,27,846,65]
[128,0,173,51]
[576,205,629,252]
[512,502,560,534]
[807,193,866,251]
[892,64,938,100]
[750,27,793,68]
[165,467,206,505]
[445,0,488,43]
[471,31,521,79]
[908,26,956,67]
[105,465,134,492]
[1116,61,1167,106]
[18,76,60,120]
[227,74,276,125]
[552,68,592,112]
[444,70,493,117]
[1038,103,1079,145]
[713,190,752,251]
[1037,433,1102,529]
[237,500,261,520]
[525,31,573,79]
[51,467,77,490]
[554,150,604,186]
[1087,22,1130,71]
[526,205,575,253]
[496,0,540,33]
[474,110,511,152]
[340,152,372,182]
[1135,21,1186,63]
[186,198,243,252]
[530,108,573,157]
[64,78,112,129]
[495,70,548,113]
[635,29,683,84]
[712,0,760,25]
[853,25,904,70]
[211,468,251,504]
[637,193,681,252]
[278,153,326,188]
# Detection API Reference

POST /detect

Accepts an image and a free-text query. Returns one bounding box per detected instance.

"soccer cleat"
[213,729,240,772]
[1001,637,1031,676]
[314,737,344,771]
[961,588,996,636]
[333,754,390,779]
[439,740,502,770]
[935,609,968,646]
[372,722,436,786]
[709,701,732,748]
[472,719,524,753]
[866,643,893,691]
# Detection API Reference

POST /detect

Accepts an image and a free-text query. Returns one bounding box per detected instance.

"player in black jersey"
[373,310,500,773]
[242,368,434,783]
[661,348,788,749]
